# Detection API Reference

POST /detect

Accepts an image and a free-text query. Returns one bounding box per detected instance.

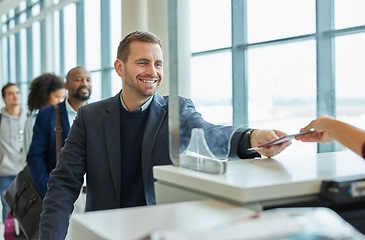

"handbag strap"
[54,105,63,162]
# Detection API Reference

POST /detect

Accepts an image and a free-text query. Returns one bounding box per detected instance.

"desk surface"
[68,199,253,240]
[154,151,365,205]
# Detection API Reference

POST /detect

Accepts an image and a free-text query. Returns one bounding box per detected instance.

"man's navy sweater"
[120,106,150,208]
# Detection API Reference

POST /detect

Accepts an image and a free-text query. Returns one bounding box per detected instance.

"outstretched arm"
[296,116,365,157]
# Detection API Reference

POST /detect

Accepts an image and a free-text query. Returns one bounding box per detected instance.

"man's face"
[66,68,92,102]
[2,85,21,107]
[118,41,163,99]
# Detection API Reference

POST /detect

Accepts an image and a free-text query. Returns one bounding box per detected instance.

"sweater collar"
[119,91,153,112]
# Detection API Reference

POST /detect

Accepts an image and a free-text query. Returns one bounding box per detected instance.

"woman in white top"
[24,73,66,153]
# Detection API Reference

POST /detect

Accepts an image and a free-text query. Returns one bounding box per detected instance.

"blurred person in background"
[24,73,66,154]
[0,83,27,222]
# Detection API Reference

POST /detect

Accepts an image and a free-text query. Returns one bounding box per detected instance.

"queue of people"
[0,30,364,240]
[0,66,92,238]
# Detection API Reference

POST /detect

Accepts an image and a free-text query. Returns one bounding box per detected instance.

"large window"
[247,41,317,155]
[335,33,365,134]
[247,0,315,43]
[0,0,122,107]
[189,0,365,155]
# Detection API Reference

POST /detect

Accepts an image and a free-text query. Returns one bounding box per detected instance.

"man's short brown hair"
[117,31,162,63]
[2,82,18,98]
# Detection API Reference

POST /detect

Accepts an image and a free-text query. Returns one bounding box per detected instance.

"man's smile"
[139,78,159,84]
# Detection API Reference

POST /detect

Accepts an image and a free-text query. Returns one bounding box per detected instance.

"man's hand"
[250,129,291,157]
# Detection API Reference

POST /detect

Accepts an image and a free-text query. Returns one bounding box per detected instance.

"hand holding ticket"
[248,130,313,151]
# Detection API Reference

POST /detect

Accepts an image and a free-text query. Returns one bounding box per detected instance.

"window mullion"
[232,0,247,127]
[316,0,335,152]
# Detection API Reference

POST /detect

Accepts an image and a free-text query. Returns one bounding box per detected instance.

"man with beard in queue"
[27,66,92,210]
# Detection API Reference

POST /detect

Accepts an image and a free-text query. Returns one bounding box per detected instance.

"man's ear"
[114,59,124,77]
[64,81,69,91]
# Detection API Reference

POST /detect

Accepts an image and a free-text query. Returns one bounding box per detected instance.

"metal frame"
[76,0,85,67]
[167,0,180,166]
[26,0,34,82]
[231,0,247,127]
[100,0,112,99]
[316,0,335,152]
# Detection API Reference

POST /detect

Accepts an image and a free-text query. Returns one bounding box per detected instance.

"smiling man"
[115,39,163,110]
[39,31,290,240]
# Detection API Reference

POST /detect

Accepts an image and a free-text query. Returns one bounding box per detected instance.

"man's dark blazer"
[27,101,70,198]
[39,92,249,239]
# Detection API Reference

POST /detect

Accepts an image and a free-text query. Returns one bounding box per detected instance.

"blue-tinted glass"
[191,51,232,125]
[111,69,122,96]
[335,0,365,29]
[247,40,317,155]
[20,28,27,83]
[247,0,315,43]
[110,0,121,63]
[9,19,15,29]
[89,71,101,103]
[8,9,15,18]
[32,4,40,16]
[1,37,8,82]
[19,1,27,12]
[85,0,101,71]
[53,11,60,75]
[190,0,231,53]
[8,34,16,82]
[335,33,365,131]
[2,24,7,33]
[63,3,76,73]
[32,21,41,78]
[19,12,27,24]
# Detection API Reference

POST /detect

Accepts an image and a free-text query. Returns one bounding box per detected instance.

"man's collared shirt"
[65,97,78,127]
[120,92,153,112]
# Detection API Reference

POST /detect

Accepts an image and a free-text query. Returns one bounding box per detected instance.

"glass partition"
[168,0,234,174]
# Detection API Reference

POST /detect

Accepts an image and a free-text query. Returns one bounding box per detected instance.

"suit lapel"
[104,94,122,204]
[141,94,167,189]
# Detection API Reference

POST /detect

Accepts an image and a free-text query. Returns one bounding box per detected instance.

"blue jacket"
[27,101,70,198]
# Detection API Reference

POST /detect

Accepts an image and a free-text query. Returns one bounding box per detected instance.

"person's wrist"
[249,129,258,148]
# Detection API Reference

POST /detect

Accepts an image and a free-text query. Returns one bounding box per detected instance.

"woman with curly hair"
[24,73,66,153]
